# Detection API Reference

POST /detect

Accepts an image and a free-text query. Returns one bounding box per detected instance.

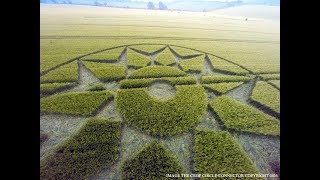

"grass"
[210,95,280,136]
[259,73,280,80]
[155,47,176,65]
[120,77,196,89]
[40,90,113,116]
[115,85,207,136]
[127,48,150,68]
[269,80,280,89]
[207,55,249,75]
[251,81,280,113]
[203,82,243,94]
[122,141,184,179]
[40,118,122,180]
[40,82,75,94]
[129,45,166,54]
[180,55,205,72]
[81,47,125,62]
[128,65,187,79]
[201,75,252,83]
[82,61,126,82]
[88,83,106,91]
[40,61,78,83]
[194,129,260,178]
[170,46,203,57]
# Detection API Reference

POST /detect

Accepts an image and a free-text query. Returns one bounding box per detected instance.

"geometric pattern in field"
[40,44,280,179]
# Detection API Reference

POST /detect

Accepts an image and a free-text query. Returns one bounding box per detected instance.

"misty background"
[40,0,280,12]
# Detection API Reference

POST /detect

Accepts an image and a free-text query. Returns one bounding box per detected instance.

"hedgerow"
[180,55,205,72]
[269,80,280,89]
[209,95,280,136]
[82,61,126,82]
[201,75,252,83]
[154,47,176,65]
[40,90,113,116]
[40,118,122,180]
[88,83,106,91]
[251,81,280,113]
[122,141,185,179]
[170,46,202,57]
[128,65,187,79]
[259,73,280,81]
[120,77,196,88]
[194,129,260,178]
[127,48,150,68]
[40,61,78,83]
[203,82,243,94]
[207,55,249,75]
[129,45,166,54]
[81,47,125,62]
[40,82,75,94]
[115,85,207,136]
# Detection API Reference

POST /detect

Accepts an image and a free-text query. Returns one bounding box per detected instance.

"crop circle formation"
[40,43,280,179]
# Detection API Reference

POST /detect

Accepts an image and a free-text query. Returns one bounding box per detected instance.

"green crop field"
[201,75,252,83]
[82,61,126,82]
[40,4,280,179]
[250,81,280,114]
[81,47,125,62]
[203,82,243,94]
[155,47,176,65]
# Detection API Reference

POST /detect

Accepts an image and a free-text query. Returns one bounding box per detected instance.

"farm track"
[40,36,279,44]
[41,23,279,35]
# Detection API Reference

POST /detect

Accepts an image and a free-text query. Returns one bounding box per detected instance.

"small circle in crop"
[147,80,176,100]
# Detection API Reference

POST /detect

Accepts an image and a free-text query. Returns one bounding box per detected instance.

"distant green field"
[40,4,280,179]
[40,5,279,74]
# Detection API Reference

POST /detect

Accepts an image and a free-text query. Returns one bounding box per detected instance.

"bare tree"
[94,1,101,6]
[159,1,168,10]
[147,2,155,10]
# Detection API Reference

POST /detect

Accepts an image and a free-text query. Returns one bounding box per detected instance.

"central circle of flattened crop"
[115,66,207,136]
[147,81,176,100]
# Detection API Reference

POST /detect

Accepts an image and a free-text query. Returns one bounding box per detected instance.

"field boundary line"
[41,43,277,77]
[40,36,280,44]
